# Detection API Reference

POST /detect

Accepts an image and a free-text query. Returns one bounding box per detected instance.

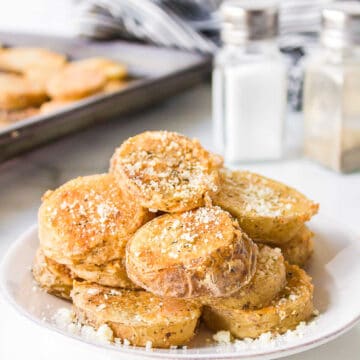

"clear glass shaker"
[213,0,287,164]
[304,2,360,173]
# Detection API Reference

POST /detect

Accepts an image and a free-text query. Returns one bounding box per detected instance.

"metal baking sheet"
[0,32,212,163]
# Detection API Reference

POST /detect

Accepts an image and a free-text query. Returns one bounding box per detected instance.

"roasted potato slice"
[0,73,47,110]
[212,169,319,244]
[39,174,153,266]
[276,226,314,267]
[103,79,127,93]
[69,258,140,289]
[70,57,127,81]
[71,281,201,348]
[32,248,73,300]
[110,131,222,212]
[39,99,76,114]
[126,206,258,298]
[0,47,66,73]
[0,107,39,124]
[202,263,314,339]
[202,245,286,309]
[46,63,106,100]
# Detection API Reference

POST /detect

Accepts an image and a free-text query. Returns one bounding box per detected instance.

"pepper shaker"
[303,2,360,173]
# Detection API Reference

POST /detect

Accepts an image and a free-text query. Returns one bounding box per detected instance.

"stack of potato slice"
[33,131,319,348]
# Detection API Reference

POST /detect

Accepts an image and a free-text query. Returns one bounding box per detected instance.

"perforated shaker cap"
[321,1,360,48]
[220,0,279,44]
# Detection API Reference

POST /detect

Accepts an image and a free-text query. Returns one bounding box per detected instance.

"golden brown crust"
[103,79,127,93]
[32,248,73,300]
[0,47,66,73]
[39,99,76,114]
[24,66,64,90]
[70,58,127,81]
[0,107,39,124]
[0,73,47,110]
[212,169,319,244]
[71,281,201,348]
[69,258,140,289]
[126,206,258,298]
[110,131,222,212]
[38,173,153,265]
[46,63,106,100]
[202,263,314,339]
[201,245,286,309]
[277,226,314,267]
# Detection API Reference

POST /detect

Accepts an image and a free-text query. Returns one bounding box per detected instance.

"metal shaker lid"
[321,1,360,48]
[220,0,279,44]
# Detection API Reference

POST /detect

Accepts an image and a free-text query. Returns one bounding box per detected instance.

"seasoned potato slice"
[70,57,127,81]
[0,107,39,124]
[39,99,76,114]
[32,248,73,300]
[103,79,127,93]
[0,47,66,73]
[202,245,286,309]
[202,264,314,339]
[212,170,319,244]
[46,63,106,100]
[69,258,140,289]
[110,131,222,212]
[277,226,314,267]
[71,281,201,348]
[39,174,153,265]
[0,73,47,110]
[126,206,258,298]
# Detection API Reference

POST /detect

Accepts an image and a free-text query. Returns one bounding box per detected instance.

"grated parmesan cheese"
[213,317,319,350]
[213,330,232,344]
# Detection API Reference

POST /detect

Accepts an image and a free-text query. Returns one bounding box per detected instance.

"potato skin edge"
[202,264,314,339]
[126,230,258,298]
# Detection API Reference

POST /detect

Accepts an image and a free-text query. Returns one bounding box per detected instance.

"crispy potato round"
[202,263,314,339]
[71,57,127,81]
[277,226,314,267]
[126,206,258,298]
[0,73,47,110]
[32,248,73,300]
[25,66,64,89]
[103,79,127,93]
[69,258,140,289]
[39,173,152,266]
[212,170,319,244]
[0,47,66,73]
[46,63,106,100]
[0,107,39,124]
[202,245,286,309]
[110,131,222,212]
[39,99,76,114]
[72,281,201,348]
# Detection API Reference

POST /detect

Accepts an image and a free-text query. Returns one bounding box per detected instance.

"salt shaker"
[213,0,287,164]
[303,2,360,173]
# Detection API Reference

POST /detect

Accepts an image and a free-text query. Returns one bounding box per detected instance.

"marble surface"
[0,84,359,360]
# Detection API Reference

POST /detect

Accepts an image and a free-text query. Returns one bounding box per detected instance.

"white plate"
[1,214,360,360]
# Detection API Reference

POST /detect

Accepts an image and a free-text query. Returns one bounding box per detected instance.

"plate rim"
[1,220,360,360]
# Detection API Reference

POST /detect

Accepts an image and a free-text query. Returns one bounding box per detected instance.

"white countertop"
[0,2,359,358]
